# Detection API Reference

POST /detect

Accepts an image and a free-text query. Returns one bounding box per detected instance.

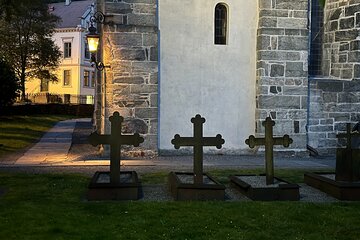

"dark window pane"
[214,4,227,45]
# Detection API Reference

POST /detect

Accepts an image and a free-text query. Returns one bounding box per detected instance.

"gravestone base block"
[87,171,141,201]
[168,172,225,201]
[229,175,300,201]
[304,172,360,200]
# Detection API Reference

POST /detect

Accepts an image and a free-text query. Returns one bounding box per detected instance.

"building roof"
[49,0,93,28]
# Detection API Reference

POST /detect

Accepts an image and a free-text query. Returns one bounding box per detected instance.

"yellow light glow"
[87,36,99,53]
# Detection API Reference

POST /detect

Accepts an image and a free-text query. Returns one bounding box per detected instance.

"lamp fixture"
[86,11,106,71]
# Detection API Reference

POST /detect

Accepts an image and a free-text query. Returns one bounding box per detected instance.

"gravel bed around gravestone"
[320,174,336,180]
[139,185,173,201]
[298,183,338,202]
[234,175,284,188]
[176,174,218,184]
[137,183,338,202]
[96,172,133,184]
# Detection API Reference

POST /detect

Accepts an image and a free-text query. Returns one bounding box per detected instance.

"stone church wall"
[96,0,158,156]
[321,0,360,79]
[307,0,360,154]
[256,0,309,153]
[308,78,360,154]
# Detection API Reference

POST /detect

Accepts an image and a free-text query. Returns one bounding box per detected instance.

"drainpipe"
[306,0,312,149]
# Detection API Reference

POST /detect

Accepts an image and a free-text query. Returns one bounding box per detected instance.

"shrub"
[0,60,19,107]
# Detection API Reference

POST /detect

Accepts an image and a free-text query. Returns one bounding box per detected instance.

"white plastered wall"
[159,0,258,153]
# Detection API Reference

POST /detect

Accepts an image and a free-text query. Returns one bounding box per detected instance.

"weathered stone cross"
[171,114,225,184]
[88,112,144,185]
[336,123,360,182]
[245,117,293,185]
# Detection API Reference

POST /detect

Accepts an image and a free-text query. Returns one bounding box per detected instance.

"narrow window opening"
[64,70,71,86]
[309,0,324,76]
[64,42,72,58]
[215,3,228,45]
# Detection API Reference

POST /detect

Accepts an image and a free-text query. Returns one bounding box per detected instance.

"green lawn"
[0,115,72,158]
[0,172,359,240]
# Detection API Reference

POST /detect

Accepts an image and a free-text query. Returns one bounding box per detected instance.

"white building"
[26,0,95,104]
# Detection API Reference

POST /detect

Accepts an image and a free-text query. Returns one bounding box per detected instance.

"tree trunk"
[20,69,26,101]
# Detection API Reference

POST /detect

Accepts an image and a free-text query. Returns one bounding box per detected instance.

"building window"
[214,3,228,45]
[64,70,71,86]
[40,79,49,92]
[64,42,72,58]
[91,71,95,87]
[84,70,90,87]
[309,0,324,76]
[84,41,90,59]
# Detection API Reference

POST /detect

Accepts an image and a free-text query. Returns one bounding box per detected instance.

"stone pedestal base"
[304,172,360,200]
[230,175,300,201]
[87,171,141,201]
[168,172,225,201]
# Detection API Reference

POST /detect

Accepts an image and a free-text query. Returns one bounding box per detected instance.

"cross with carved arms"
[336,123,360,182]
[245,117,293,185]
[337,123,360,150]
[171,114,225,185]
[88,112,144,185]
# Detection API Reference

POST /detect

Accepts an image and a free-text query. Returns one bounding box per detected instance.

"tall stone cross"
[171,114,225,184]
[245,117,293,185]
[336,123,360,182]
[88,112,144,185]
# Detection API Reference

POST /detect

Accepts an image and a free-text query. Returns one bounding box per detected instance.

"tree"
[0,60,19,107]
[320,0,326,7]
[0,0,61,100]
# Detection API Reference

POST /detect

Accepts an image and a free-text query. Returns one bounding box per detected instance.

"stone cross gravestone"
[88,111,144,185]
[245,117,293,185]
[171,114,225,184]
[336,123,360,182]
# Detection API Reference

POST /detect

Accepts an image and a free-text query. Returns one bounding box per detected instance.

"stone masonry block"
[345,3,360,16]
[108,33,142,46]
[133,3,157,14]
[149,119,158,134]
[348,51,360,62]
[259,0,272,9]
[354,64,360,78]
[335,29,359,41]
[278,18,307,28]
[275,0,308,10]
[278,36,308,50]
[130,84,157,94]
[258,95,301,109]
[285,62,307,77]
[270,64,285,77]
[113,48,146,61]
[105,2,132,14]
[259,9,289,18]
[258,51,301,61]
[149,73,158,84]
[135,107,157,119]
[121,0,156,4]
[113,76,144,84]
[150,93,158,107]
[318,81,344,92]
[259,17,277,28]
[143,33,158,46]
[340,17,355,29]
[127,13,156,27]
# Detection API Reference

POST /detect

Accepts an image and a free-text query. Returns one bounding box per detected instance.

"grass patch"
[0,172,359,240]
[0,115,73,158]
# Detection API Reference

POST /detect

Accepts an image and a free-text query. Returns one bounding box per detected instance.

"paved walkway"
[6,118,336,169]
[14,119,79,165]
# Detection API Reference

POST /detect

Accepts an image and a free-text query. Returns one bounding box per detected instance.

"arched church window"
[214,3,228,45]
